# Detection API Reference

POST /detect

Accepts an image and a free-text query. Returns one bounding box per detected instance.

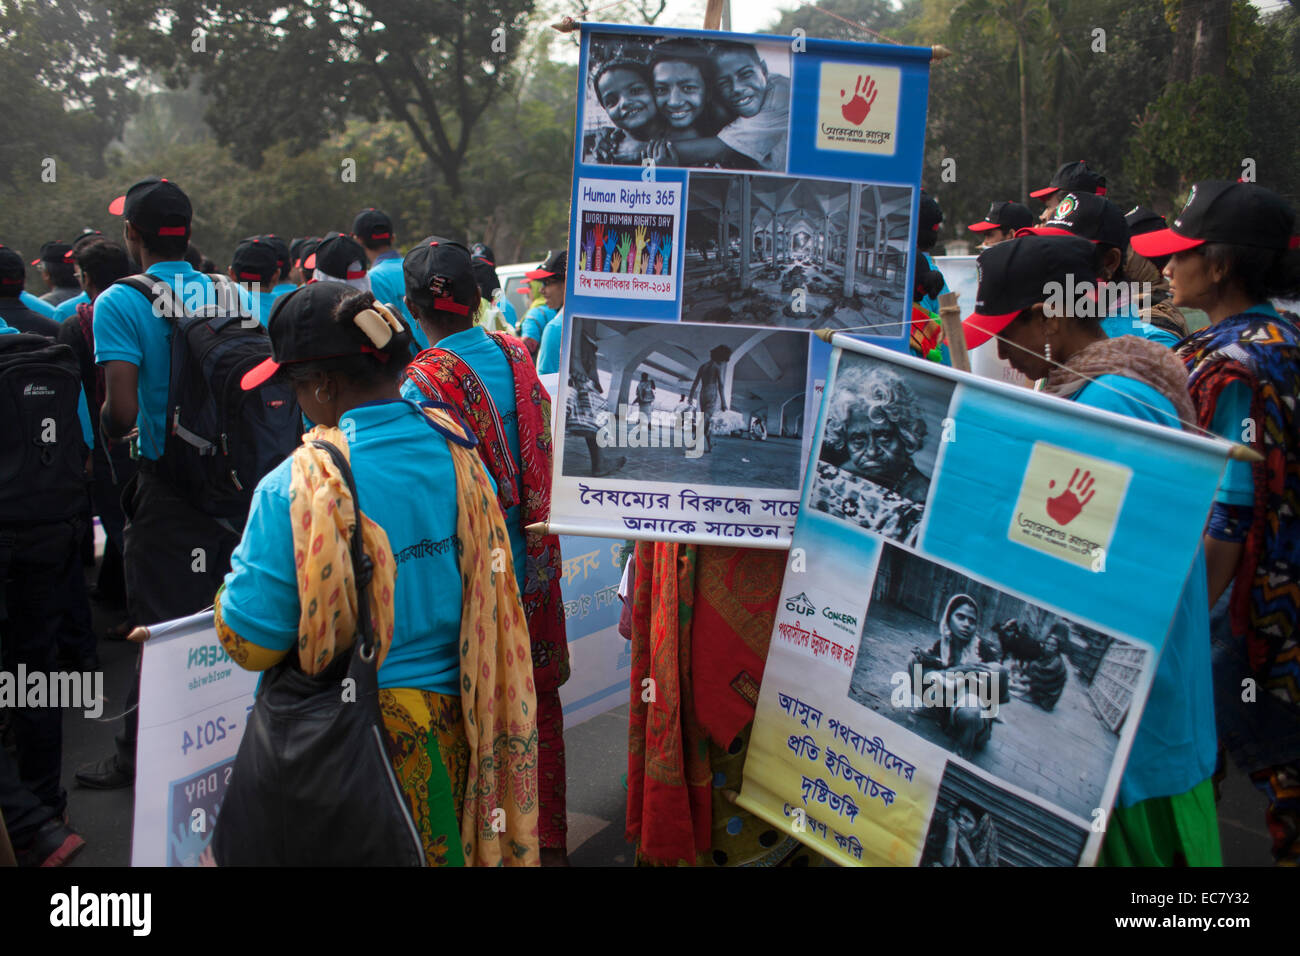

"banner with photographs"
[132,611,259,867]
[549,23,933,546]
[736,338,1234,866]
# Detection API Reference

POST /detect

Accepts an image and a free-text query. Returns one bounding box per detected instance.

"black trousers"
[115,469,240,768]
[0,518,82,843]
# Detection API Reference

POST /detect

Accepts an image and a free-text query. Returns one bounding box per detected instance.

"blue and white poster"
[131,611,258,867]
[738,338,1234,866]
[550,24,936,546]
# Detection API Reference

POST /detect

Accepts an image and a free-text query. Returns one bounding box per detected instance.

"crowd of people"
[0,155,1297,870]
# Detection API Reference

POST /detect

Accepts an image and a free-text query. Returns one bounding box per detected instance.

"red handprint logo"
[840,75,878,126]
[1045,468,1096,526]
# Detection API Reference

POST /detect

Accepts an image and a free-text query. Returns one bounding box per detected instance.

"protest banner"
[545,24,937,547]
[737,337,1236,866]
[557,534,634,726]
[131,611,258,867]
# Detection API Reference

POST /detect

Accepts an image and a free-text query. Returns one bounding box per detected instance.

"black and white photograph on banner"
[847,543,1148,821]
[919,761,1090,867]
[582,32,791,172]
[808,351,954,546]
[561,315,811,489]
[683,175,914,333]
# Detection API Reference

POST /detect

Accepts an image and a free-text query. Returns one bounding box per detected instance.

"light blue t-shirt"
[367,253,427,354]
[400,326,526,596]
[220,400,469,693]
[20,290,56,319]
[53,292,90,323]
[0,318,92,446]
[536,309,564,376]
[93,261,253,460]
[1073,374,1217,807]
[250,288,280,328]
[520,304,556,344]
[270,282,296,302]
[1100,303,1182,349]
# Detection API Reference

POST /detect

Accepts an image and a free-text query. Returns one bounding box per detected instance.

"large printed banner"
[550,24,934,547]
[737,339,1232,866]
[131,611,258,867]
[556,534,634,726]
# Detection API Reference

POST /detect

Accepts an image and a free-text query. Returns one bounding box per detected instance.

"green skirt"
[1098,777,1222,867]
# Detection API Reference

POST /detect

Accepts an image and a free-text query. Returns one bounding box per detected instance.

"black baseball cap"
[294,237,321,272]
[525,249,567,281]
[1130,181,1299,258]
[470,242,495,265]
[259,234,290,278]
[1124,206,1167,238]
[0,245,25,289]
[352,208,394,244]
[307,232,368,280]
[1030,161,1107,200]
[968,201,1033,234]
[1026,192,1129,249]
[231,237,279,284]
[403,236,477,316]
[241,281,404,390]
[963,234,1097,348]
[109,177,193,238]
[919,191,943,236]
[31,241,72,266]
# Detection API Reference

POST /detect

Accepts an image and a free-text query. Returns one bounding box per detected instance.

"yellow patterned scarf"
[435,404,540,866]
[288,426,398,675]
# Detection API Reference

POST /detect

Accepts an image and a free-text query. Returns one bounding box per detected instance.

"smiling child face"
[653,60,706,129]
[714,50,768,118]
[598,67,655,134]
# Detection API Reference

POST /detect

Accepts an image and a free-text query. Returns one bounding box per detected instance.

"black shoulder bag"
[212,440,425,866]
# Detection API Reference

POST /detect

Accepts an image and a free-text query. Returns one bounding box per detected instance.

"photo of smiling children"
[583,33,792,173]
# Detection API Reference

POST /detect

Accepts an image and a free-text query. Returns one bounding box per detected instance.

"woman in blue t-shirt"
[965,234,1220,866]
[214,282,540,867]
[1134,181,1300,865]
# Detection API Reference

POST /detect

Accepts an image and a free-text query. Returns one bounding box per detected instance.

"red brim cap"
[1029,185,1058,200]
[968,221,998,232]
[108,195,126,216]
[1023,225,1090,240]
[304,253,316,270]
[240,357,280,391]
[30,257,40,265]
[1130,228,1205,258]
[524,268,554,280]
[962,310,1019,350]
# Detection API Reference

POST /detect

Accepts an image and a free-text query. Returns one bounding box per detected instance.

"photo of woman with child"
[583,34,792,173]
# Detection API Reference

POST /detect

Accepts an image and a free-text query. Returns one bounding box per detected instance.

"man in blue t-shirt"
[259,233,298,304]
[522,250,566,363]
[353,206,426,353]
[0,246,60,336]
[77,177,247,791]
[227,236,280,327]
[51,231,106,322]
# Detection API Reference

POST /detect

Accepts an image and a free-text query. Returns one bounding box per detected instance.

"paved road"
[50,564,1274,868]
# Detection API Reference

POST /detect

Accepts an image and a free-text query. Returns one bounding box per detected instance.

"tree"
[110,0,537,231]
[1038,0,1082,168]
[0,0,137,185]
[953,0,1046,204]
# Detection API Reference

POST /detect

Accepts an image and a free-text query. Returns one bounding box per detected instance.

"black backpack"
[0,333,89,524]
[118,274,301,521]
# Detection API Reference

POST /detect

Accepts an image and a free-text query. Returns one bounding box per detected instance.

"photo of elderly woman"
[582,32,792,173]
[809,354,955,546]
[847,543,1148,822]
